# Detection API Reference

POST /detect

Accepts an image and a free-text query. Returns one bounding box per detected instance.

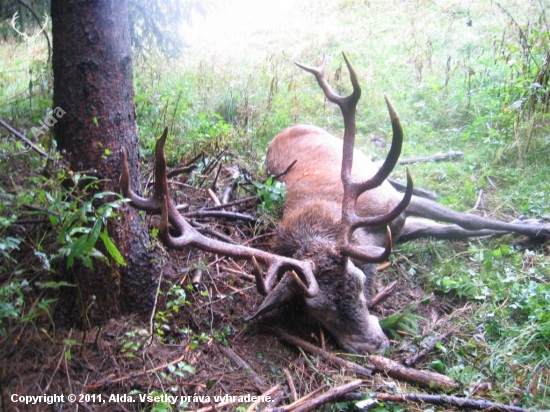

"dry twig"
[206,187,221,206]
[367,355,456,390]
[370,280,397,307]
[266,384,328,412]
[183,210,255,221]
[85,352,200,389]
[246,384,281,412]
[284,368,298,402]
[0,118,49,159]
[397,150,463,164]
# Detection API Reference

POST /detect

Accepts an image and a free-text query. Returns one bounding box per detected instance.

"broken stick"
[397,150,463,164]
[280,332,456,390]
[370,280,398,308]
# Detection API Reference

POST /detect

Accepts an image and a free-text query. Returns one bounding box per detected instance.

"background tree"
[51,0,156,321]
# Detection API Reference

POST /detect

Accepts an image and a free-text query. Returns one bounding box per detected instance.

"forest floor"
[2,148,546,412]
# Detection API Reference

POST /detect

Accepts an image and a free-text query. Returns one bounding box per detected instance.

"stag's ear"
[245,273,301,321]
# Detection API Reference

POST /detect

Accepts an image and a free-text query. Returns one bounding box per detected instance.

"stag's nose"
[364,314,390,353]
[338,314,390,354]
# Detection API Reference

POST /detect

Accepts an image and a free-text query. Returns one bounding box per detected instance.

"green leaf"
[67,236,88,268]
[85,219,103,252]
[428,359,446,374]
[99,228,127,266]
[36,281,75,289]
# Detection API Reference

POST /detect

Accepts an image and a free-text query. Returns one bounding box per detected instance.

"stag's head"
[269,201,393,354]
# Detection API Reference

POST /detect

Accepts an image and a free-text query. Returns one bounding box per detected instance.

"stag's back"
[266,125,404,233]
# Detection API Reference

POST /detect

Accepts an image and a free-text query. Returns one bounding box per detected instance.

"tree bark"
[52,0,155,320]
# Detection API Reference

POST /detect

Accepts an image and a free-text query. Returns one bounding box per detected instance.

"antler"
[120,128,319,298]
[11,11,49,42]
[296,53,413,262]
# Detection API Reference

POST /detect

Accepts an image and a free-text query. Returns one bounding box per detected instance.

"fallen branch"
[284,368,298,402]
[219,345,266,391]
[183,210,255,221]
[280,332,457,390]
[397,151,463,164]
[206,187,221,206]
[279,332,373,376]
[204,195,258,211]
[194,400,233,412]
[221,165,241,204]
[246,384,281,412]
[265,384,328,412]
[273,380,363,412]
[371,392,531,412]
[473,189,487,216]
[0,118,49,159]
[166,164,196,179]
[376,261,391,271]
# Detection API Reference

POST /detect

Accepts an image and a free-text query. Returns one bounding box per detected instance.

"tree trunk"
[51,0,155,321]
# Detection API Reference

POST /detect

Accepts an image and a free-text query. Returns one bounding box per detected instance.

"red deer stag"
[121,54,548,354]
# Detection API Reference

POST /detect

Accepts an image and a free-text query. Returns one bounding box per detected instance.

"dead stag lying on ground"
[120,54,549,354]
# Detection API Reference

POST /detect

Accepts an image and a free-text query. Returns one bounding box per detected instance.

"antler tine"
[340,168,413,262]
[348,167,413,232]
[120,127,170,212]
[353,96,404,196]
[120,131,319,298]
[295,53,361,123]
